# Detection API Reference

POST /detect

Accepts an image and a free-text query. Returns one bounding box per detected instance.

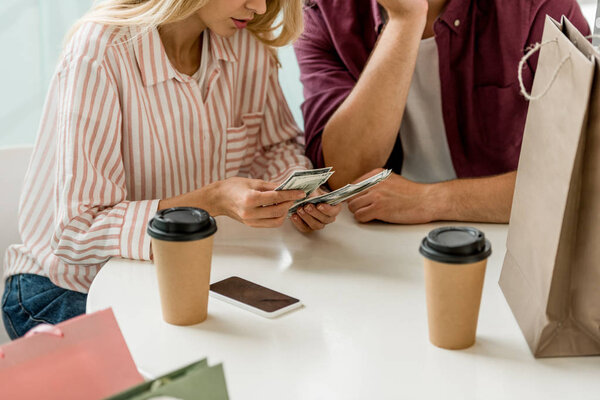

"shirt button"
[454,19,460,27]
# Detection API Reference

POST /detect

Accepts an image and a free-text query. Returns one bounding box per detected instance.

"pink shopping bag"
[0,308,143,399]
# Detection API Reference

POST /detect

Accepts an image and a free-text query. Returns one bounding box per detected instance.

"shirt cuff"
[119,199,160,261]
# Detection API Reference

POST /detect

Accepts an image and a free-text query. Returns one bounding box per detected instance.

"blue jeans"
[1,274,87,340]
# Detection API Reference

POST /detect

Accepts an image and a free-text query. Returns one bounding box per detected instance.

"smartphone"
[209,276,302,318]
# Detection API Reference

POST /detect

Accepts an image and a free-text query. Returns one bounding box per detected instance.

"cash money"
[275,167,333,196]
[288,169,392,214]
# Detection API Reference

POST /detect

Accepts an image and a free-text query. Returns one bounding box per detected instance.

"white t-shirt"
[399,37,457,183]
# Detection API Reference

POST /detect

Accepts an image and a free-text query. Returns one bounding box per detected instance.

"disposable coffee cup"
[419,227,492,350]
[147,207,217,326]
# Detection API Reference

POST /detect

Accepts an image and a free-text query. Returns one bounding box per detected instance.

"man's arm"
[324,2,427,188]
[324,16,425,188]
[297,0,427,188]
[433,172,516,223]
[347,170,516,224]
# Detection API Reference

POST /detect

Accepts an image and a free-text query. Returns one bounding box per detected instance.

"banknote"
[275,167,333,196]
[288,169,392,214]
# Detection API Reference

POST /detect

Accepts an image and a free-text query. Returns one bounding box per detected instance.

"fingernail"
[317,204,325,211]
[306,205,313,211]
[298,208,305,215]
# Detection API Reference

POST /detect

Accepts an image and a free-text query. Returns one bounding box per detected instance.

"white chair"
[0,145,33,343]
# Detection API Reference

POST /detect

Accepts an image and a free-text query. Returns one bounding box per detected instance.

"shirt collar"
[131,26,238,87]
[209,31,238,63]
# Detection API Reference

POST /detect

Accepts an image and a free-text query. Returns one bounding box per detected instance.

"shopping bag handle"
[150,377,173,391]
[518,38,571,101]
[24,324,64,338]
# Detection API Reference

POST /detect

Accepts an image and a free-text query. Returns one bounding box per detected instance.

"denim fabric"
[1,274,87,340]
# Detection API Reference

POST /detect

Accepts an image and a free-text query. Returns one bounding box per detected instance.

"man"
[294,0,589,223]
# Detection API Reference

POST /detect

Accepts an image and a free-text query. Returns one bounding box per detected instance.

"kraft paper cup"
[420,227,492,350]
[147,207,217,326]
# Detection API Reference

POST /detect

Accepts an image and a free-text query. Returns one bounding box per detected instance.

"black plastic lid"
[147,207,217,242]
[419,226,491,264]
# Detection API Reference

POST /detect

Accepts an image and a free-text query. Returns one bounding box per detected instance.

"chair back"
[0,145,33,342]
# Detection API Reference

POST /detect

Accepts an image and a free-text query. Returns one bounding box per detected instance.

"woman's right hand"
[213,177,305,228]
[159,177,305,228]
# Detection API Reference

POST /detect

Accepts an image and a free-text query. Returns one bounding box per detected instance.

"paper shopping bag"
[0,308,144,399]
[499,16,600,357]
[106,359,229,400]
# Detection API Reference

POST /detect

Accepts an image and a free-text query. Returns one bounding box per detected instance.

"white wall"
[0,0,91,147]
[0,0,304,147]
[0,0,596,148]
[580,0,599,29]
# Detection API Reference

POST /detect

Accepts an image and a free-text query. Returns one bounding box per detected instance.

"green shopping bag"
[105,359,229,400]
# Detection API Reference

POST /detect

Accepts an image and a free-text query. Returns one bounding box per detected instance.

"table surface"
[87,208,600,400]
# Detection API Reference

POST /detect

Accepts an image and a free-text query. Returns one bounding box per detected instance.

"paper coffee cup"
[147,207,217,326]
[419,227,492,350]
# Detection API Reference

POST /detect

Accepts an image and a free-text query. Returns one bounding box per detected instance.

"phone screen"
[210,277,300,313]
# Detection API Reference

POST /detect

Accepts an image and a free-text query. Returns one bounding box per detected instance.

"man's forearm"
[322,12,426,189]
[431,171,517,223]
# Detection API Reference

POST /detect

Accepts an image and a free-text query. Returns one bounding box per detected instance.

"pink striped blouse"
[4,23,311,293]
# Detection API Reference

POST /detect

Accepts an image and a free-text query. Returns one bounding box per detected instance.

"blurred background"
[0,0,597,148]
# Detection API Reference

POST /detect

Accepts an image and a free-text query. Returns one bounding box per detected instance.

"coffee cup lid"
[419,226,491,264]
[147,207,217,242]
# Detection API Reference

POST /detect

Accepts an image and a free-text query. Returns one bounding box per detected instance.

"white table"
[87,208,600,400]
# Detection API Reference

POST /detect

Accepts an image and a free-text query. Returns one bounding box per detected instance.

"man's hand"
[347,168,436,224]
[291,188,342,233]
[347,168,517,224]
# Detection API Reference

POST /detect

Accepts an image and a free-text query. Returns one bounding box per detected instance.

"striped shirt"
[4,23,311,293]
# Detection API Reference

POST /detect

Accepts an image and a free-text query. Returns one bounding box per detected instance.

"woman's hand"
[290,189,342,233]
[158,177,305,228]
[214,178,306,228]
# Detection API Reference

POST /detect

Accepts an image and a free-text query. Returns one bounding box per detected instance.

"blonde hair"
[65,0,303,48]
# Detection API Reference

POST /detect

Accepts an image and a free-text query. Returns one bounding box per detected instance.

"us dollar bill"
[275,167,333,196]
[288,169,392,215]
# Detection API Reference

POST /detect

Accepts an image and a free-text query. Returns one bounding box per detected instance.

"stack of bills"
[275,167,334,196]
[276,168,392,215]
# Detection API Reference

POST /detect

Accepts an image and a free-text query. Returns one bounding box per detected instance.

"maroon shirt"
[294,0,589,177]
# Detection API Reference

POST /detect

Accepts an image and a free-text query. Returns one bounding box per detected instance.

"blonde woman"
[2,0,341,339]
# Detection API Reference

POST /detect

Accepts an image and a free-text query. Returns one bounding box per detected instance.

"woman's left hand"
[290,189,342,233]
